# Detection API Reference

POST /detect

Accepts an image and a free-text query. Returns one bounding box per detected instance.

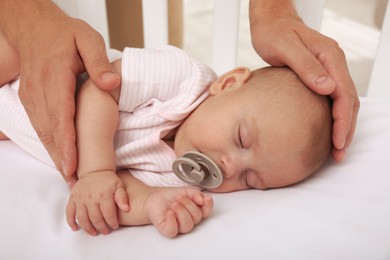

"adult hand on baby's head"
[14,6,120,184]
[249,2,359,162]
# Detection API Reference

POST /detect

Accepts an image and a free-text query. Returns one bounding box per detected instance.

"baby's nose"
[220,154,241,178]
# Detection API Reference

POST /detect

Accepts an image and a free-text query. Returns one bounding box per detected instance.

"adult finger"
[297,28,360,155]
[317,47,359,155]
[75,24,120,91]
[330,82,360,161]
[18,76,62,171]
[272,31,336,95]
[46,67,78,177]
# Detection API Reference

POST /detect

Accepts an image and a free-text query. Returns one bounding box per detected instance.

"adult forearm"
[0,0,66,49]
[249,0,295,12]
[249,0,299,25]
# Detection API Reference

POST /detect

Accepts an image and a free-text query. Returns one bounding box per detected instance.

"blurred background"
[182,0,387,96]
[56,0,387,97]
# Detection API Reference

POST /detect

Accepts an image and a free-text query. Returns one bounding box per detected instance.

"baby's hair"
[248,66,332,182]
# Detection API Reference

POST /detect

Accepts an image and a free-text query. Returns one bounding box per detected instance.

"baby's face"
[174,80,311,192]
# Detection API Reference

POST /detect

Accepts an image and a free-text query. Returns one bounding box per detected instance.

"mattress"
[1,98,390,260]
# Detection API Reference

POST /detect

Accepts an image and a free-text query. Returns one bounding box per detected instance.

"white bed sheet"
[1,98,390,260]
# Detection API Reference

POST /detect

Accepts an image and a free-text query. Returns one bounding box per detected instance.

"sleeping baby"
[0,33,332,238]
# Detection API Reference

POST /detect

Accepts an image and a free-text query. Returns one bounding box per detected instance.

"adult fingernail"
[337,152,345,163]
[101,72,117,81]
[62,161,68,176]
[67,181,75,190]
[315,76,335,90]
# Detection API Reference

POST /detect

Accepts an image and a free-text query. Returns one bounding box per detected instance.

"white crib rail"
[55,0,110,48]
[294,0,325,31]
[141,0,324,75]
[211,0,241,75]
[75,0,110,47]
[367,1,390,100]
[71,0,325,75]
[142,0,169,48]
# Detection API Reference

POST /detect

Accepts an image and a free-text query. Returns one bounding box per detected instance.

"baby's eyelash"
[238,126,244,148]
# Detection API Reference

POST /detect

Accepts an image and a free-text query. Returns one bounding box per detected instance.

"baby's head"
[174,66,332,192]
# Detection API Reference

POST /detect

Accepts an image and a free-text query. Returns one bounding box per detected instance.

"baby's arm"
[66,59,128,236]
[116,171,214,238]
[0,30,19,86]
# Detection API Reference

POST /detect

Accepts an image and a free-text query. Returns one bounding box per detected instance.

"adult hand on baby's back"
[15,9,120,185]
[250,2,359,162]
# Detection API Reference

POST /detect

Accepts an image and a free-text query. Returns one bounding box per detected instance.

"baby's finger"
[76,205,97,236]
[89,204,110,235]
[114,186,130,212]
[171,201,194,234]
[177,195,203,225]
[65,201,78,231]
[101,199,119,231]
[158,210,178,238]
[201,194,214,219]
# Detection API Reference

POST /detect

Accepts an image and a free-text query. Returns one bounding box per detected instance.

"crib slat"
[294,0,325,31]
[367,1,390,100]
[75,0,110,48]
[212,0,241,75]
[142,0,169,48]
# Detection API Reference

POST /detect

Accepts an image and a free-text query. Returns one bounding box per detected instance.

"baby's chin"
[174,148,199,159]
[173,139,198,157]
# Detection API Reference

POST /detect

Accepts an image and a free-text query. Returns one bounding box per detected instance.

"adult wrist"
[249,0,300,26]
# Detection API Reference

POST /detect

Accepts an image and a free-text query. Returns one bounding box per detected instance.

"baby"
[0,35,332,238]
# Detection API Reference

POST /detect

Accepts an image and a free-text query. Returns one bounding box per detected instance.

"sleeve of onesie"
[118,45,217,116]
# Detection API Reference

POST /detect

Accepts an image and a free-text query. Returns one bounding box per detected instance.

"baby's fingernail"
[315,76,335,90]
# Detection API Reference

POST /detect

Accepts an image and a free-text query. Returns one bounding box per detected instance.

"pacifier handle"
[172,151,223,189]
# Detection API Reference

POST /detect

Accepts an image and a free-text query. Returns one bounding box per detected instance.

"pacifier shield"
[172,151,223,189]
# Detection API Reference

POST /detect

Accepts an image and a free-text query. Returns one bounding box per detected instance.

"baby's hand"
[66,171,130,236]
[145,187,213,238]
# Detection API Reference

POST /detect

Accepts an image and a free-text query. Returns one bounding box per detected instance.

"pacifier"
[172,151,223,189]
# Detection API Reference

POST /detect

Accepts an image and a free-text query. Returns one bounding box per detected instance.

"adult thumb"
[77,30,121,91]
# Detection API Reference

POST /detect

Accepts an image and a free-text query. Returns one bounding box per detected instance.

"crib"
[1,1,390,259]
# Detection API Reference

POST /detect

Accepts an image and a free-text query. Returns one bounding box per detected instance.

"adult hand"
[249,2,359,162]
[15,9,120,185]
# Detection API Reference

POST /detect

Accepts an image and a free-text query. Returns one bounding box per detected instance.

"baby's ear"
[209,67,251,95]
